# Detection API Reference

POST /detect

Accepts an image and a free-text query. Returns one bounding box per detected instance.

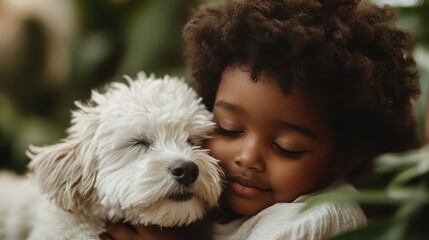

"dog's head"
[27,73,224,227]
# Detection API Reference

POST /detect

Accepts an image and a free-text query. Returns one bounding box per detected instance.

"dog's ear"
[27,100,100,212]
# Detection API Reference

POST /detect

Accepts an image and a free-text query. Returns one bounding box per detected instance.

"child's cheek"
[217,159,227,168]
[203,136,230,172]
[202,139,209,149]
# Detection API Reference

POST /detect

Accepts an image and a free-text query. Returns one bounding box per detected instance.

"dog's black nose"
[169,160,199,187]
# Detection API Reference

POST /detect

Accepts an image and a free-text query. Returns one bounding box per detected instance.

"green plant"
[303,146,429,240]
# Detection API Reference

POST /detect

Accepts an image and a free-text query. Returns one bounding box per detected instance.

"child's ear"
[26,100,100,212]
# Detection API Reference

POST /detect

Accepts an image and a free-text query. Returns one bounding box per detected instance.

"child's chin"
[226,193,269,217]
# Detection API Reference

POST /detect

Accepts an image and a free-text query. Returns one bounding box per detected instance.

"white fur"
[0,73,224,239]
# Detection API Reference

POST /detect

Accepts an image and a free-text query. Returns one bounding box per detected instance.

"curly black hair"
[183,0,421,184]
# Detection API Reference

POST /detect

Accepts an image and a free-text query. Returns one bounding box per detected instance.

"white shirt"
[213,181,367,240]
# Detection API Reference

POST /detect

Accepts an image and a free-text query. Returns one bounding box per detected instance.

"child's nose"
[234,137,265,172]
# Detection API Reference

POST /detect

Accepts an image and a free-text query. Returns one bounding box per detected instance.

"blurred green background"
[0,0,216,172]
[0,0,427,173]
[0,0,428,238]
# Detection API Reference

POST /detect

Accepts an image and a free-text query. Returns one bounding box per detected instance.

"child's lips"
[229,176,270,198]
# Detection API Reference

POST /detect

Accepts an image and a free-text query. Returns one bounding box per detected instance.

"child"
[102,0,420,239]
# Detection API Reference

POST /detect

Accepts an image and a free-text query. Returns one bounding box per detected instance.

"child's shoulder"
[249,200,366,239]
[214,181,367,240]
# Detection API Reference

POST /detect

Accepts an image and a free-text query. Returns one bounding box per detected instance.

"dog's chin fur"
[0,73,224,239]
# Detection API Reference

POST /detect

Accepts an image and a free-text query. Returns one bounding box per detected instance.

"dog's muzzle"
[168,160,199,187]
[167,160,199,202]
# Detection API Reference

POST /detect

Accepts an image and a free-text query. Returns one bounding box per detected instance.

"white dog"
[0,73,223,239]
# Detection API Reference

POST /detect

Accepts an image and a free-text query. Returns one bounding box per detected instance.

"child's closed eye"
[272,142,307,159]
[215,125,244,137]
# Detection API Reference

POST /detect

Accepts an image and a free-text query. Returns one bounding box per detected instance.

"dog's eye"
[131,138,151,147]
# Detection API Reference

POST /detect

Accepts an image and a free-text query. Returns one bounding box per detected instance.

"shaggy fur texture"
[0,73,223,239]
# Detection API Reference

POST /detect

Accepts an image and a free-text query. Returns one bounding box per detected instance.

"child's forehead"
[223,64,329,102]
[217,66,333,127]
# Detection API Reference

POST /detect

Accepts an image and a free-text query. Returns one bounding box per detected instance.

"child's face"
[205,66,345,216]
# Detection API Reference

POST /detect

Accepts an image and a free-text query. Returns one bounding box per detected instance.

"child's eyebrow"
[278,121,318,140]
[214,100,243,113]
